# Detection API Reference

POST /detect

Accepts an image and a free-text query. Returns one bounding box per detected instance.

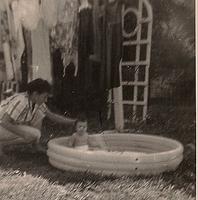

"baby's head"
[75,114,88,135]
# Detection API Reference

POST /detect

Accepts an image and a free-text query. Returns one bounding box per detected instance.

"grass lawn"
[0,105,195,199]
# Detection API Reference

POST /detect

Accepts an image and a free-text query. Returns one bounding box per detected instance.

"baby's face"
[76,121,87,135]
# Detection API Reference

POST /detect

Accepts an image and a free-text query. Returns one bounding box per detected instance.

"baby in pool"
[68,114,107,151]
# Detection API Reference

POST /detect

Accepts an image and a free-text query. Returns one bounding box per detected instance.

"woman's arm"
[46,110,76,126]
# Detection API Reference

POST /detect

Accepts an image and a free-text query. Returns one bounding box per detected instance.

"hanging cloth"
[106,1,122,89]
[0,10,14,80]
[52,49,64,105]
[50,0,79,77]
[11,1,20,34]
[0,52,6,82]
[1,0,25,81]
[16,25,25,81]
[0,0,6,11]
[3,0,17,81]
[31,19,52,83]
[20,27,31,90]
[78,6,94,91]
[40,0,58,28]
[2,42,14,81]
[75,5,94,113]
[79,0,92,12]
[91,0,101,62]
[10,0,25,81]
[57,0,78,24]
[18,0,40,31]
[100,1,122,90]
[0,12,6,82]
[0,10,10,50]
[22,29,32,83]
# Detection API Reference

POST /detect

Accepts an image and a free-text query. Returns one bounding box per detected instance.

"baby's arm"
[68,133,76,147]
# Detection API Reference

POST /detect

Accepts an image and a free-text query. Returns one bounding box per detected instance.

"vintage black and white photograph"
[0,0,196,199]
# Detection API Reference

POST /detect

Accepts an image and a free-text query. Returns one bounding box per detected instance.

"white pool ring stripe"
[48,149,183,168]
[48,146,150,164]
[48,155,183,176]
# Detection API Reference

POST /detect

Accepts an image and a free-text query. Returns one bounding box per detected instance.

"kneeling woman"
[0,78,76,155]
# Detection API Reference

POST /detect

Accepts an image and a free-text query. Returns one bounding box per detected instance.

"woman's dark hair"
[26,78,51,95]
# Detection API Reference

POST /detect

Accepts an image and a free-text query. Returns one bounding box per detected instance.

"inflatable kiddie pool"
[47,131,184,176]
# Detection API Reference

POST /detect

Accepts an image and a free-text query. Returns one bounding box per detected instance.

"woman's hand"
[46,110,77,126]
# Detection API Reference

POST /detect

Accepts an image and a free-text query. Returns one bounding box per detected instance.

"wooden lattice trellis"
[109,0,153,130]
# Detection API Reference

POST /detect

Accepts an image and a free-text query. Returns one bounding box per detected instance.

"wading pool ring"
[47,132,184,176]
